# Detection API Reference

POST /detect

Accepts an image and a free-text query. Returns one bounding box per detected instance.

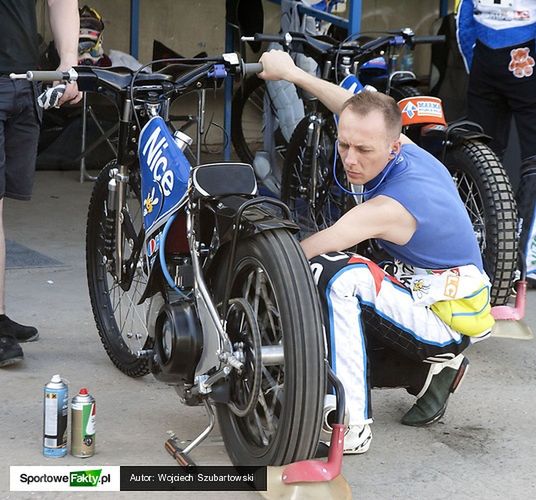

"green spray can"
[71,388,96,457]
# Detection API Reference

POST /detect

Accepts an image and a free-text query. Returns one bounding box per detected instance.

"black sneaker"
[401,355,469,427]
[0,315,39,342]
[0,335,24,367]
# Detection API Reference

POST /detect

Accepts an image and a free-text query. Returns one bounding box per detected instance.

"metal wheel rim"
[225,298,262,418]
[230,256,285,450]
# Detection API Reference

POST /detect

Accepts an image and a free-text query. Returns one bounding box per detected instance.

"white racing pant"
[311,252,486,426]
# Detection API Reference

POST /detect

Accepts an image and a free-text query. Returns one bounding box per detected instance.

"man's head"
[338,91,402,185]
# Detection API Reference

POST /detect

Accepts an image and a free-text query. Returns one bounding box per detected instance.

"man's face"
[337,108,400,185]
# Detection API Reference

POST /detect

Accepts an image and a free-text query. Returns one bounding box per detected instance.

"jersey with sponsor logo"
[457,0,536,69]
[364,143,483,271]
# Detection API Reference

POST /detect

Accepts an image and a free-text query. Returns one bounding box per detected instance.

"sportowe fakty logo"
[18,469,110,487]
[11,466,120,491]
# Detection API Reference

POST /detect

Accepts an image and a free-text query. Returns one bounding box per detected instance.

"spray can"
[71,388,96,457]
[43,374,68,457]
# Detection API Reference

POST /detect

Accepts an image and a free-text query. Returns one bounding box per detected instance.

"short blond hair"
[341,91,402,140]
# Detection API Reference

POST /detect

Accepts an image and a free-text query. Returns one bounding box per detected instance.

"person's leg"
[0,79,40,343]
[312,253,476,434]
[505,41,536,278]
[0,79,23,366]
[467,41,511,158]
[0,197,23,367]
[0,197,5,313]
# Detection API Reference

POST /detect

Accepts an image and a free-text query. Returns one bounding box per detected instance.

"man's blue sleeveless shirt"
[364,144,483,271]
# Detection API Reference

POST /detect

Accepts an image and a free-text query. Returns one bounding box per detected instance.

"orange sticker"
[398,96,447,126]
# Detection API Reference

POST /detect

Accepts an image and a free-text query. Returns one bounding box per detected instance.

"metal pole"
[348,0,362,36]
[224,0,234,161]
[130,0,140,59]
[440,0,449,17]
[80,92,88,183]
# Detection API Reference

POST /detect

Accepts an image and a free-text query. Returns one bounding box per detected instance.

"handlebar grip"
[242,34,285,44]
[412,35,446,45]
[25,70,69,81]
[243,62,263,75]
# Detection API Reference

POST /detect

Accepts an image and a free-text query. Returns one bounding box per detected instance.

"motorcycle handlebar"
[10,56,259,96]
[10,70,72,82]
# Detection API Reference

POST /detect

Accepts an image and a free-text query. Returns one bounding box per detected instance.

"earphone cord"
[332,140,399,197]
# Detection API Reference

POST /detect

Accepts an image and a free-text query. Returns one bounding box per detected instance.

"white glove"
[37,84,67,109]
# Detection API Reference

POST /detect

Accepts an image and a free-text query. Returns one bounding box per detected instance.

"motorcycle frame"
[111,88,296,392]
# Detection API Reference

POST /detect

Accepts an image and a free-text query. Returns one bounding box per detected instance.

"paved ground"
[1,171,535,499]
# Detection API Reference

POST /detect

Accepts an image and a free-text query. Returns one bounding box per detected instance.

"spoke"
[252,268,263,317]
[260,283,279,342]
[121,281,148,334]
[257,390,275,436]
[242,271,254,304]
[251,407,270,446]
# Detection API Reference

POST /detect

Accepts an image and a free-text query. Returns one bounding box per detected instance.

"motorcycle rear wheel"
[215,229,325,466]
[444,140,518,305]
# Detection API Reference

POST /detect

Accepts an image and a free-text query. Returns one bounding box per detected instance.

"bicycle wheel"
[281,114,349,238]
[215,229,325,466]
[444,140,518,305]
[86,161,152,377]
[231,75,286,164]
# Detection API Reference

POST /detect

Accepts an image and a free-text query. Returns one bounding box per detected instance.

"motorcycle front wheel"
[214,229,325,466]
[231,75,287,165]
[281,114,350,238]
[86,161,152,377]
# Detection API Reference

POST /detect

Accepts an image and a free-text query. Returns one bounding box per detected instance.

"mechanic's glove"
[37,84,67,109]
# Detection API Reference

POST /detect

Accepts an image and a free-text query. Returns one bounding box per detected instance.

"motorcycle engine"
[150,301,203,385]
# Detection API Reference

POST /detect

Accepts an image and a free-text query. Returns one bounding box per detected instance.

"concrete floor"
[1,170,536,499]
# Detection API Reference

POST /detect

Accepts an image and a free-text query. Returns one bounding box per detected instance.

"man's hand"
[59,81,82,105]
[55,65,82,105]
[258,50,302,83]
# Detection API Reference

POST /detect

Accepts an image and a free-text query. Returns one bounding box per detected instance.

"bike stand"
[491,279,534,340]
[261,365,351,500]
[164,399,215,466]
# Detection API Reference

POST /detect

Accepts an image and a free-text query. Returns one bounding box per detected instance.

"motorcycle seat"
[191,162,257,200]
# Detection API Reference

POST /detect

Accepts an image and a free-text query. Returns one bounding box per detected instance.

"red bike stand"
[282,423,345,483]
[491,280,533,340]
[261,424,351,500]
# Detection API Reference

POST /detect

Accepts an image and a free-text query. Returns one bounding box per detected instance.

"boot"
[0,315,39,342]
[401,355,469,427]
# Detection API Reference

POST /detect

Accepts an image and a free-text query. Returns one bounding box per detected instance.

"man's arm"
[258,50,353,114]
[47,0,81,104]
[300,195,417,259]
[258,50,414,145]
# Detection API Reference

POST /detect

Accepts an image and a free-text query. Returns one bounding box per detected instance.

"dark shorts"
[0,77,41,200]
